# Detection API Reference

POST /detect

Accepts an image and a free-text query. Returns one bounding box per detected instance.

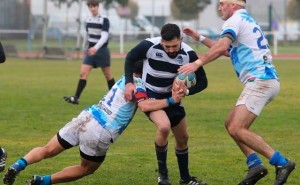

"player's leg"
[26,157,101,185]
[3,135,65,185]
[226,105,269,184]
[226,105,276,158]
[149,110,171,185]
[172,118,207,185]
[64,64,92,104]
[97,47,114,90]
[101,66,115,90]
[26,112,109,184]
[52,157,101,183]
[227,79,295,184]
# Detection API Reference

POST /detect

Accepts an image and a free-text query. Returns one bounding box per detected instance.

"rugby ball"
[175,73,197,88]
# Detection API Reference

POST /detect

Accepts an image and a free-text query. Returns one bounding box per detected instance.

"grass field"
[0,58,299,185]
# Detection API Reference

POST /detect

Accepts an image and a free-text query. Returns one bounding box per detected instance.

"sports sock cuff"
[269,151,281,165]
[269,151,287,166]
[155,142,168,152]
[42,175,51,185]
[175,148,189,155]
[16,158,28,170]
[20,158,28,166]
[246,153,262,168]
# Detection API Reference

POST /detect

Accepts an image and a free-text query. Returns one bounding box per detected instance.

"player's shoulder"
[145,37,161,45]
[181,42,195,52]
[101,15,109,20]
[227,9,248,24]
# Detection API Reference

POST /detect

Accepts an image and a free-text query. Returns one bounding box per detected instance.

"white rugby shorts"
[58,111,112,157]
[236,79,280,115]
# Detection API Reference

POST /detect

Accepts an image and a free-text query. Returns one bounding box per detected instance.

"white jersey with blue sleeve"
[85,75,147,142]
[221,9,279,84]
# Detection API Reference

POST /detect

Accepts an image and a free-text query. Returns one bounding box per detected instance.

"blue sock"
[42,175,51,185]
[11,158,28,172]
[269,151,287,166]
[246,153,262,168]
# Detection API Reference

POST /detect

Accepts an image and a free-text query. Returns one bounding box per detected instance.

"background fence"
[0,29,299,60]
[0,0,299,59]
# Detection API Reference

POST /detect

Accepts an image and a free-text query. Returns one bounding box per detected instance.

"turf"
[0,58,299,184]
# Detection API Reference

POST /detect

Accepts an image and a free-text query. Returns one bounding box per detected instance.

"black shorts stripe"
[57,133,73,149]
[80,150,106,163]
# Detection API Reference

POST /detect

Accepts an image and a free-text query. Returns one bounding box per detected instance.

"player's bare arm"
[137,84,185,112]
[178,36,232,75]
[125,83,136,101]
[183,27,217,49]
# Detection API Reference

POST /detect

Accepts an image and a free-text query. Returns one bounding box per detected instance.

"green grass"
[0,58,299,185]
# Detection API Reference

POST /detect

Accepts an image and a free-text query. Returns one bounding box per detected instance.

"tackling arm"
[137,84,184,112]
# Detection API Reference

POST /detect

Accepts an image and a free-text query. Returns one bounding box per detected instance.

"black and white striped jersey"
[125,37,207,95]
[85,15,109,48]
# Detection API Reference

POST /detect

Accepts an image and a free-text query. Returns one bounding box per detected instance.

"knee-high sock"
[176,148,190,181]
[155,142,168,173]
[75,79,86,98]
[107,78,115,90]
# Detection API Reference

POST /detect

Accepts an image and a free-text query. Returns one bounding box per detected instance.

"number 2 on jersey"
[253,27,269,49]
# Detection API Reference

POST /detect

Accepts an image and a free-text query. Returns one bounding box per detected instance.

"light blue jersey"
[85,76,147,142]
[221,9,279,84]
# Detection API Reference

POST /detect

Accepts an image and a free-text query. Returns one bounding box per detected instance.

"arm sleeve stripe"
[220,34,234,41]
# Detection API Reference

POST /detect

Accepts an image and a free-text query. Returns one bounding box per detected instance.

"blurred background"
[0,0,299,59]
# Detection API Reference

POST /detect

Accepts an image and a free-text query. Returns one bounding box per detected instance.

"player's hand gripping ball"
[175,73,196,88]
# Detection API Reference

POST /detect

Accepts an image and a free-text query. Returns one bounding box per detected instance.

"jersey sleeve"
[187,50,198,62]
[188,66,208,95]
[125,40,154,84]
[102,17,110,32]
[220,15,241,41]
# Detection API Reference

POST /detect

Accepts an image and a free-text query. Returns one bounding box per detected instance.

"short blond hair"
[220,0,246,6]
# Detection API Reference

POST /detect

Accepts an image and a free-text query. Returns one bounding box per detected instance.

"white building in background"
[31,0,294,36]
[136,0,290,31]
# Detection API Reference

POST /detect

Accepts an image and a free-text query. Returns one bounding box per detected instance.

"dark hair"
[133,60,143,74]
[87,0,99,6]
[160,23,181,41]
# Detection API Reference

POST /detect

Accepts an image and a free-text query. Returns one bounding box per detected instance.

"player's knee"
[80,72,88,79]
[42,146,59,158]
[81,166,98,176]
[182,132,189,143]
[176,139,188,150]
[158,125,170,136]
[226,123,240,139]
[177,132,189,145]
